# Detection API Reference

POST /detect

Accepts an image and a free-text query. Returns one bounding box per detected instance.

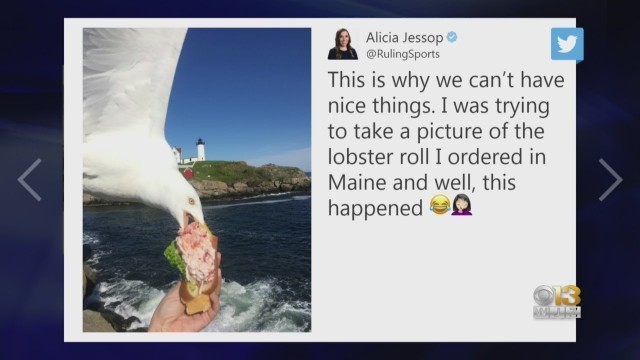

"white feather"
[83,28,187,140]
[82,28,204,228]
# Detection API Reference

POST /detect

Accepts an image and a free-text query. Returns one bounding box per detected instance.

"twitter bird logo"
[557,35,578,53]
[551,28,584,62]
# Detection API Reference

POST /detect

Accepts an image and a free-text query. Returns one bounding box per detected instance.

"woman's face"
[456,198,468,211]
[339,31,350,47]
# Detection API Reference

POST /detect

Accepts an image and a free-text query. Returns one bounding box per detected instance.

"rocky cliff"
[83,161,310,205]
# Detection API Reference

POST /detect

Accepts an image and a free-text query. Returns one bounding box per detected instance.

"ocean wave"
[96,279,168,330]
[292,195,310,201]
[204,278,310,332]
[203,198,293,210]
[92,278,310,332]
[241,192,293,200]
[83,232,100,245]
[85,249,113,266]
[83,233,113,266]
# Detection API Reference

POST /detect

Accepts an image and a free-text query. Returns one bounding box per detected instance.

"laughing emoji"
[429,194,451,215]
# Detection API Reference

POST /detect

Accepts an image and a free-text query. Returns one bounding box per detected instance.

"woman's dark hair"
[334,28,355,59]
[453,194,471,211]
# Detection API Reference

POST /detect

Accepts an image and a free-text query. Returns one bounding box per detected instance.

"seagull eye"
[188,197,195,205]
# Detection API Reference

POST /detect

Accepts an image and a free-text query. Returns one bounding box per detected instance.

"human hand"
[149,252,222,332]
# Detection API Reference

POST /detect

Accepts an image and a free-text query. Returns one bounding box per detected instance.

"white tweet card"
[65,18,577,342]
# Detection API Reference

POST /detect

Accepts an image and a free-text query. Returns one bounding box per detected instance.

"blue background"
[1,0,639,358]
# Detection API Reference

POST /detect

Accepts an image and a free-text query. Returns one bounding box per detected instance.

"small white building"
[171,147,182,164]
[180,157,198,164]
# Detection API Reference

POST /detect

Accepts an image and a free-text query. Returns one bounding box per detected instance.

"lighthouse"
[196,138,206,161]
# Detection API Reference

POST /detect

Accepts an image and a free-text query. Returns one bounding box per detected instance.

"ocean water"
[83,193,311,332]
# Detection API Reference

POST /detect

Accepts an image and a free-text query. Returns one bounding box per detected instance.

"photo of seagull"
[80,27,312,333]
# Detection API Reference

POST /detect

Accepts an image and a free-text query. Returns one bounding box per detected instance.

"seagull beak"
[182,210,195,229]
[182,211,218,248]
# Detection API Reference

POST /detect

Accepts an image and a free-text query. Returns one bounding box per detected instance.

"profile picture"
[328,28,358,60]
[452,194,472,216]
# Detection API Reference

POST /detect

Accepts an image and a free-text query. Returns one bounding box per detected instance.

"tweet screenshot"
[64,18,577,341]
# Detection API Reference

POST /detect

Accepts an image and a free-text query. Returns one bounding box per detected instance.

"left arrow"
[18,158,42,202]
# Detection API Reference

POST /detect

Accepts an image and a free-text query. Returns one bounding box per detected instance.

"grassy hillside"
[189,161,306,186]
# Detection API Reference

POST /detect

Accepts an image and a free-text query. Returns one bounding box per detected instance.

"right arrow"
[599,158,623,202]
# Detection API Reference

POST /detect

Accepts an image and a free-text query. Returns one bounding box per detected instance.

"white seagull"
[83,28,205,229]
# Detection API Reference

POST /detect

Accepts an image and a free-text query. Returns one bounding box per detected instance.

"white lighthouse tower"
[196,138,206,161]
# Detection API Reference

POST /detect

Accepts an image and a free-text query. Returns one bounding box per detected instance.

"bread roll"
[179,269,219,315]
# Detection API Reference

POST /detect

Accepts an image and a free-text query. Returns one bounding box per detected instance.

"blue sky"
[165,28,311,171]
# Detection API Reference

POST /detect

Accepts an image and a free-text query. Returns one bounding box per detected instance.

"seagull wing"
[83,28,187,141]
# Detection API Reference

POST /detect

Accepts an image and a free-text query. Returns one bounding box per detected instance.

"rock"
[83,193,97,203]
[259,181,273,189]
[84,301,103,312]
[280,184,293,191]
[296,178,311,190]
[233,182,248,192]
[190,180,231,197]
[198,180,227,190]
[100,310,141,332]
[212,181,228,190]
[83,193,132,206]
[83,310,116,332]
[83,244,93,262]
[128,327,148,332]
[83,264,96,299]
[83,309,140,332]
[84,264,96,284]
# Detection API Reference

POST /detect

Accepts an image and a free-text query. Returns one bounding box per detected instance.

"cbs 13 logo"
[533,285,581,306]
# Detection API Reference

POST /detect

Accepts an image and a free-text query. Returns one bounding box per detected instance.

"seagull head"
[155,170,207,231]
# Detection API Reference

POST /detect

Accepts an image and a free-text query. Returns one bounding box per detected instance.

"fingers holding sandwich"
[149,252,222,332]
[192,265,222,329]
